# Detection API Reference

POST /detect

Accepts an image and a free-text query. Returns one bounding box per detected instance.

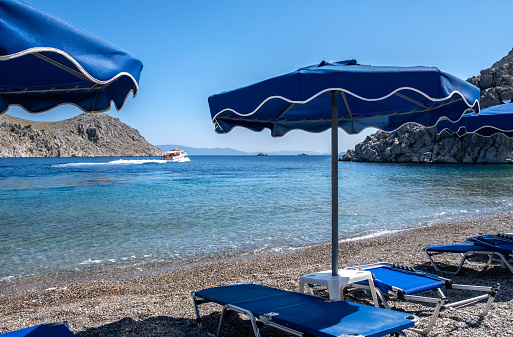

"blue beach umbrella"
[0,0,143,114]
[437,101,513,137]
[208,60,480,276]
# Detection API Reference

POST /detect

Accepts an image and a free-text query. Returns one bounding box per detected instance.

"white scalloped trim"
[0,47,139,97]
[212,87,479,123]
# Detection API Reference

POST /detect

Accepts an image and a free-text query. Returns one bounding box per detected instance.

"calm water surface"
[1,156,513,284]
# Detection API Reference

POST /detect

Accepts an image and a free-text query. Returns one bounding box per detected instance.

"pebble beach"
[1,213,513,337]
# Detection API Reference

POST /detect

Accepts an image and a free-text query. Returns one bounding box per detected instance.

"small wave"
[342,228,404,242]
[53,159,166,167]
[0,275,16,283]
[79,259,102,265]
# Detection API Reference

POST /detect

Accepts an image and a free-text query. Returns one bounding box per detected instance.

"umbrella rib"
[341,91,353,119]
[0,85,108,94]
[33,52,92,82]
[216,97,467,124]
[394,92,430,108]
[273,103,295,121]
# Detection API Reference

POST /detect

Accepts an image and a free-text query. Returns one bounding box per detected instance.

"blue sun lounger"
[343,263,498,336]
[423,234,513,275]
[0,323,76,336]
[192,283,418,337]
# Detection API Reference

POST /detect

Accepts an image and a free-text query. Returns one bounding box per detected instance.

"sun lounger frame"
[343,263,499,336]
[192,283,418,337]
[423,234,513,275]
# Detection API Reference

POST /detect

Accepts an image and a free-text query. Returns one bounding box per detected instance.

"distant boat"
[161,148,190,162]
[298,153,308,156]
[257,153,268,156]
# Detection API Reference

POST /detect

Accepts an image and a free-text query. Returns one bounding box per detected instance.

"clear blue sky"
[7,0,513,153]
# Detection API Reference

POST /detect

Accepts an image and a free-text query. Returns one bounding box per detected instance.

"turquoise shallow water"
[1,155,513,284]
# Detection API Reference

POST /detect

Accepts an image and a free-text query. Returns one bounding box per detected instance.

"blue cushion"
[367,267,445,295]
[269,300,415,337]
[425,244,491,253]
[0,323,75,337]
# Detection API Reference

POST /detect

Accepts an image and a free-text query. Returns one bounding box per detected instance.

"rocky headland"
[0,113,164,158]
[341,124,513,163]
[342,48,513,163]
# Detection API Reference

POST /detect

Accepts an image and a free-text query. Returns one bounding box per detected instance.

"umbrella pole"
[331,91,339,277]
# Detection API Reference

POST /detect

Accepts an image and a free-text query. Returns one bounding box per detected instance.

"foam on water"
[0,276,15,283]
[52,159,167,167]
[342,228,405,242]
[79,259,103,265]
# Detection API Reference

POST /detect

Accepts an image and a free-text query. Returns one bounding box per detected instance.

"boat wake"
[53,159,166,167]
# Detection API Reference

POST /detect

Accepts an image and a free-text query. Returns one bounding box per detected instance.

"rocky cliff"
[0,113,164,158]
[341,124,513,163]
[467,47,513,108]
[342,48,513,164]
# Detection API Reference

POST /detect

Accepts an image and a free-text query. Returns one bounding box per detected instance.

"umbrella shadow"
[75,312,292,337]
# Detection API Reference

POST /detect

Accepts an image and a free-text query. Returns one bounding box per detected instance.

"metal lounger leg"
[218,304,261,337]
[408,298,446,336]
[495,253,513,274]
[375,288,391,310]
[447,283,500,317]
[191,292,203,327]
[342,283,391,310]
[424,249,498,275]
[423,249,462,274]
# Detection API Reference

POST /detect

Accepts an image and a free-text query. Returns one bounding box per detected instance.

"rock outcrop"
[467,47,513,108]
[342,47,513,163]
[0,113,164,158]
[341,124,513,163]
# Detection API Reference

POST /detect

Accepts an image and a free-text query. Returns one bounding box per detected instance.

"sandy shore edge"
[1,212,513,336]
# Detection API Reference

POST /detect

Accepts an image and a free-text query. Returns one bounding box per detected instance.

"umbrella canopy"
[0,0,143,114]
[437,101,513,137]
[210,60,479,137]
[209,60,480,276]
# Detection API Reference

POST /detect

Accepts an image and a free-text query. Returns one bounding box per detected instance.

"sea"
[1,155,513,287]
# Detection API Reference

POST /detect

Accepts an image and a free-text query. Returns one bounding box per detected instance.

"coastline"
[1,212,513,336]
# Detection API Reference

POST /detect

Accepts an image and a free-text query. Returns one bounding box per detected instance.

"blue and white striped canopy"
[437,101,513,137]
[209,60,480,137]
[0,0,143,114]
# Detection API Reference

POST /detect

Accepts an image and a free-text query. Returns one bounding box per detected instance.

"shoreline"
[1,212,513,336]
[1,209,507,295]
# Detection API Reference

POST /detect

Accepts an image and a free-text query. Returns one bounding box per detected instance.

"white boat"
[161,148,190,162]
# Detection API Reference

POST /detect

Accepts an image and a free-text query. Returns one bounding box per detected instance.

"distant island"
[156,144,328,156]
